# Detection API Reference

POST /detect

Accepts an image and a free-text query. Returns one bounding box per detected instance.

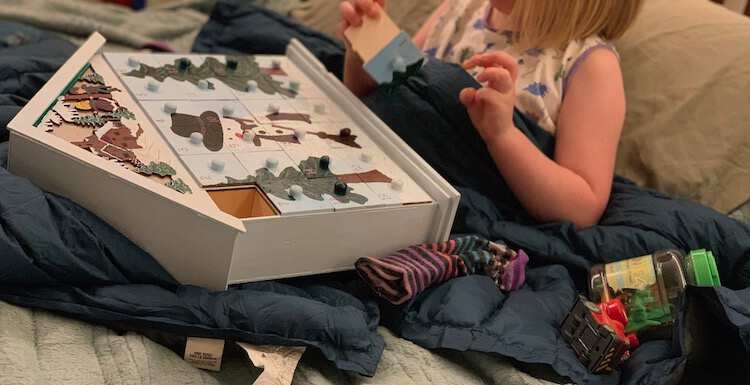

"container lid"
[687,249,721,287]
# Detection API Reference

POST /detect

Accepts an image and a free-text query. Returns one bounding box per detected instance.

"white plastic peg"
[265,157,279,170]
[190,132,203,145]
[147,80,160,92]
[392,56,406,73]
[289,185,304,200]
[163,102,177,114]
[210,159,226,172]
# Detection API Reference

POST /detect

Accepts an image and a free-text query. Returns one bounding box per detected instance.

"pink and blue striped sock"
[355,236,528,305]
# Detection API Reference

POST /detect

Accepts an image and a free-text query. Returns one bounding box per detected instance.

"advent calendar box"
[7,33,459,290]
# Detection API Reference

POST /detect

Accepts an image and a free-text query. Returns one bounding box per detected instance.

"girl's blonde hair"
[510,0,644,49]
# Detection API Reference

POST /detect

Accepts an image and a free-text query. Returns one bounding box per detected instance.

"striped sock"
[355,236,528,305]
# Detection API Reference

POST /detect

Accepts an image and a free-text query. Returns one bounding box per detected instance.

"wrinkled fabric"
[362,59,750,385]
[0,3,749,385]
[192,0,344,79]
[0,21,383,377]
[0,22,78,142]
[192,3,750,384]
[0,142,385,375]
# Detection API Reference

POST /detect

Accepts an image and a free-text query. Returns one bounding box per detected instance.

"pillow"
[615,0,750,213]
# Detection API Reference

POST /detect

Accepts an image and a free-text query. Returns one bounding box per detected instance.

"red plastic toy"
[560,275,639,374]
[595,295,640,350]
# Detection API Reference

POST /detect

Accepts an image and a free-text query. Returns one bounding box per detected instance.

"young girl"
[339,0,643,228]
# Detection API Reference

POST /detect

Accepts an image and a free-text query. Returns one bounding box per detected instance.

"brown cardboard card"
[344,7,400,63]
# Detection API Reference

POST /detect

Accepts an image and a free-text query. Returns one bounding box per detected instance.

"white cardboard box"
[7,33,459,291]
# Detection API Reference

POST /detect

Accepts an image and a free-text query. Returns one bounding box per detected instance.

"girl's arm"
[550,49,625,226]
[461,49,625,228]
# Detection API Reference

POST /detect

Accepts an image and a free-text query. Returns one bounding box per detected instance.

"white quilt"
[0,301,559,385]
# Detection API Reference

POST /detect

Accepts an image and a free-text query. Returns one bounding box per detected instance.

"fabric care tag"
[184,337,226,371]
[237,343,305,385]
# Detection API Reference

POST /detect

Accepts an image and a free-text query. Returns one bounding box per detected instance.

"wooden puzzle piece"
[104,53,166,100]
[108,53,295,101]
[313,130,361,149]
[253,123,302,148]
[232,151,335,215]
[269,188,335,214]
[128,55,220,100]
[344,8,425,85]
[223,118,286,153]
[304,122,366,150]
[257,168,336,215]
[294,141,429,206]
[268,63,327,100]
[228,55,294,101]
[284,147,356,176]
[237,149,376,211]
[172,111,224,151]
[233,150,297,179]
[142,54,238,101]
[284,156,374,208]
[282,148,394,210]
[140,100,282,156]
[252,56,290,79]
[320,171,390,211]
[288,98,349,124]
[180,152,251,187]
[344,6,400,64]
[105,53,160,74]
[239,99,306,125]
[363,32,424,85]
[360,154,432,206]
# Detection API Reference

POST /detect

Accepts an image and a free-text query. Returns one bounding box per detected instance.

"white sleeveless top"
[421,0,615,134]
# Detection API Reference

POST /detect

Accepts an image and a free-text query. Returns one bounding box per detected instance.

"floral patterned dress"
[421,0,615,134]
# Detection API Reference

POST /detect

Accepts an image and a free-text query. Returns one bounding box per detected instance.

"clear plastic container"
[589,249,720,337]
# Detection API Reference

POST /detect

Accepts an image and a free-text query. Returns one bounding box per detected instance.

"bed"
[0,1,749,385]
[0,300,559,385]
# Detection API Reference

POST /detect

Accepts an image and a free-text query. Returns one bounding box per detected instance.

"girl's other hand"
[338,0,386,45]
[459,52,519,146]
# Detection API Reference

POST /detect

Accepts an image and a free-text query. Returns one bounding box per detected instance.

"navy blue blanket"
[0,21,383,376]
[186,3,750,383]
[0,2,749,384]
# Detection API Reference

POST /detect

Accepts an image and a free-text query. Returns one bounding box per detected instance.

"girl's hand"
[459,52,519,146]
[338,0,387,45]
